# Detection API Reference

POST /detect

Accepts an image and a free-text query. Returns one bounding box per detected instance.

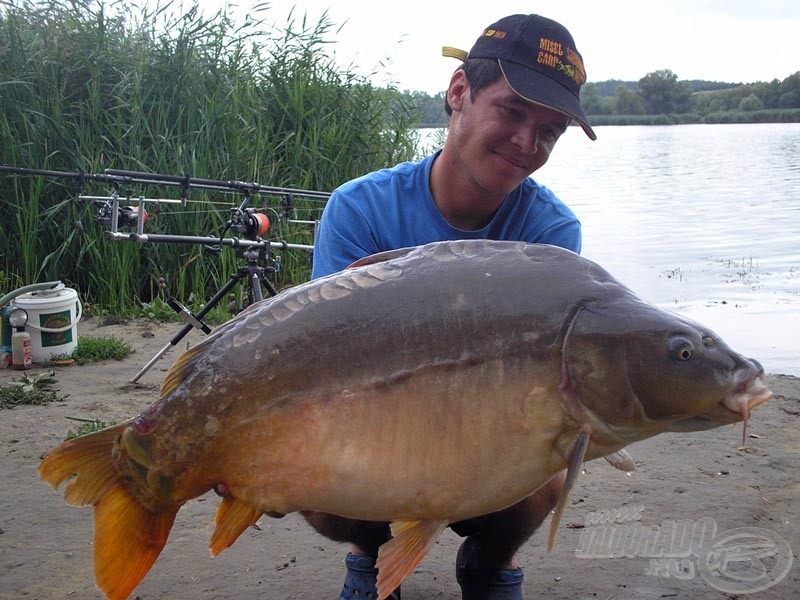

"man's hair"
[444,58,503,116]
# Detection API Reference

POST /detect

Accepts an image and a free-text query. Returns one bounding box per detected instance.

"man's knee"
[449,471,567,565]
[537,470,567,513]
[301,511,390,555]
[514,471,567,536]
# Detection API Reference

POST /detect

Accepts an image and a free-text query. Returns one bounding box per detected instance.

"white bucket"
[11,286,82,363]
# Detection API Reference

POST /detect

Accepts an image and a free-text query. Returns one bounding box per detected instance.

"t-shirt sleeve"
[537,219,582,253]
[521,182,582,254]
[310,189,380,278]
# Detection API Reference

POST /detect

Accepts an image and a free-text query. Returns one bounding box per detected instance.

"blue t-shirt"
[311,151,581,278]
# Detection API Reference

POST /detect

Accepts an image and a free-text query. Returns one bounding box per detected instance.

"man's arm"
[311,190,380,279]
[536,219,582,254]
[520,182,582,253]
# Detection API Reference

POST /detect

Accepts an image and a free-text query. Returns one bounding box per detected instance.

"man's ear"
[446,69,469,112]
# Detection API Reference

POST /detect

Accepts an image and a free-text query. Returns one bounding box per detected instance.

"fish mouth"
[669,373,773,441]
[720,372,773,416]
[720,373,772,444]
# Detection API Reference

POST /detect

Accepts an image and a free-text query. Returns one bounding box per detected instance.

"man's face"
[446,73,569,196]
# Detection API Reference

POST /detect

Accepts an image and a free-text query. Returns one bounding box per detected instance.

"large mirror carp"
[39,240,772,599]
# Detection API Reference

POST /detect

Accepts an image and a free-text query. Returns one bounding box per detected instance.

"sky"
[228,0,800,94]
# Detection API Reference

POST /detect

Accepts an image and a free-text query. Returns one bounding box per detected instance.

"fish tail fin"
[209,494,263,556]
[93,482,179,599]
[39,423,127,505]
[39,424,179,600]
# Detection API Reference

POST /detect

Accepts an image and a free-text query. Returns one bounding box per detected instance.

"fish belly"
[208,357,568,523]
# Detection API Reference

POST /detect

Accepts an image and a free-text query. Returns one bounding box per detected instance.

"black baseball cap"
[444,14,596,140]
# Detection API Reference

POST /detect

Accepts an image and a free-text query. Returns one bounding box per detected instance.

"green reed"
[0,0,418,314]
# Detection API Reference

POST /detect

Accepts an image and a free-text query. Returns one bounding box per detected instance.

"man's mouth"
[496,151,530,170]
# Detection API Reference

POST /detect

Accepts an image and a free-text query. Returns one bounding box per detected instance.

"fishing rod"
[1,162,327,245]
[103,168,331,201]
[2,163,330,379]
[105,231,313,252]
[0,164,132,188]
[0,165,330,201]
[98,168,330,237]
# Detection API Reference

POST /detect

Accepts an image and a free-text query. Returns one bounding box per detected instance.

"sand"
[1,317,797,599]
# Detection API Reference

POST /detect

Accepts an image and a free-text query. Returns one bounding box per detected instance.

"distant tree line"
[403,90,449,127]
[402,70,800,127]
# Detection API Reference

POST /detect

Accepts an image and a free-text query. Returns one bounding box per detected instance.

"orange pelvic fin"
[209,494,263,556]
[38,423,179,600]
[547,429,590,552]
[376,519,448,600]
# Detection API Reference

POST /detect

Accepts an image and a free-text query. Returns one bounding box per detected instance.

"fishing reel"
[229,207,269,240]
[97,204,148,229]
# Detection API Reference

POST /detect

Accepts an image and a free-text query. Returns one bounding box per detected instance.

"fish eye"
[670,337,694,362]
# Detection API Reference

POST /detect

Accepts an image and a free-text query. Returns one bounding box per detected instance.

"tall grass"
[0,0,418,314]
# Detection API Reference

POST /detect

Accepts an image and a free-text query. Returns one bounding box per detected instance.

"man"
[306,13,596,600]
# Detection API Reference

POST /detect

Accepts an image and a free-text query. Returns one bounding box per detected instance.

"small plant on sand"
[65,417,117,440]
[72,335,133,364]
[137,298,181,322]
[0,370,66,409]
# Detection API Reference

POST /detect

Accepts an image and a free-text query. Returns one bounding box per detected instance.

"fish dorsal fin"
[376,519,448,599]
[159,343,206,398]
[548,430,590,551]
[346,247,417,269]
[209,494,263,556]
[604,449,636,473]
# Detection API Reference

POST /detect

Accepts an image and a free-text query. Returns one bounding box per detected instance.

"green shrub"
[72,334,133,363]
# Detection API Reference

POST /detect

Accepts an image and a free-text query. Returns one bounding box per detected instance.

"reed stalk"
[0,0,418,314]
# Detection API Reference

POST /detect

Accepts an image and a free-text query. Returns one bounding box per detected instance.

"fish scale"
[39,239,772,600]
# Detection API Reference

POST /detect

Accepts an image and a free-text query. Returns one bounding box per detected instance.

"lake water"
[419,124,800,376]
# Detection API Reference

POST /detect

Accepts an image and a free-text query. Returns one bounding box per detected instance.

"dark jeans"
[301,472,566,568]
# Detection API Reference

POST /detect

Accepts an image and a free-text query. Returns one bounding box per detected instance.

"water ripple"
[535,123,800,375]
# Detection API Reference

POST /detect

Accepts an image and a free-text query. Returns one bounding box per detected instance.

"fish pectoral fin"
[548,430,590,552]
[604,449,636,473]
[376,519,448,600]
[209,494,263,556]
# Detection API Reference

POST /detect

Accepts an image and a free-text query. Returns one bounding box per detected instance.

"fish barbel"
[39,240,772,599]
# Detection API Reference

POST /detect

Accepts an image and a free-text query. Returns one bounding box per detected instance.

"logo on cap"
[537,37,586,86]
[482,28,507,40]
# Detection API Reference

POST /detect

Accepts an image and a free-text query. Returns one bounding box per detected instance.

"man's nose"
[511,125,539,154]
